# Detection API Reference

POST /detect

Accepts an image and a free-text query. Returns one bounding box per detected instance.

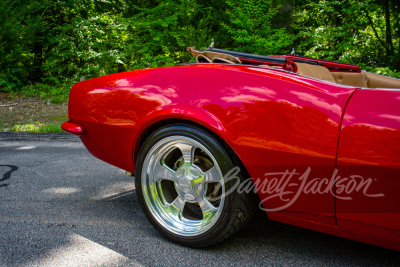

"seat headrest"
[296,62,336,83]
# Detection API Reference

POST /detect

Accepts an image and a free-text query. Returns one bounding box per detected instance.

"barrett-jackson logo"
[217,167,385,212]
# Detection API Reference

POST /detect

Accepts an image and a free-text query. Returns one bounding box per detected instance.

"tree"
[223,0,295,55]
[0,0,44,91]
[295,0,399,72]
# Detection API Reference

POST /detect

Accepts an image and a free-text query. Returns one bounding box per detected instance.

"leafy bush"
[0,0,44,92]
[43,1,127,84]
[294,0,399,69]
[121,0,218,69]
[224,0,294,55]
[1,0,399,100]
[360,66,400,79]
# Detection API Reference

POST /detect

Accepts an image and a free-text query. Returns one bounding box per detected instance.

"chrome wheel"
[141,136,224,236]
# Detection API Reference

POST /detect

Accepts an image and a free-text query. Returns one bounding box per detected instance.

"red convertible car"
[62,47,400,250]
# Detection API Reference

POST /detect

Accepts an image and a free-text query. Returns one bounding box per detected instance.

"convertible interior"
[187,47,400,89]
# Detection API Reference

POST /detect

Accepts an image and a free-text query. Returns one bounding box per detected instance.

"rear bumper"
[61,121,84,135]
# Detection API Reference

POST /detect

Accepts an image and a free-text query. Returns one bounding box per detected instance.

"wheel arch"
[133,117,250,182]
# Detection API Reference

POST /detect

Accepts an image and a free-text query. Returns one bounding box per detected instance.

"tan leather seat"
[365,72,400,89]
[188,47,242,64]
[295,62,336,83]
[331,72,368,87]
[259,65,282,69]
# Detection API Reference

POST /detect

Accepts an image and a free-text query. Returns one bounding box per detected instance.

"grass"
[16,83,70,103]
[7,121,64,133]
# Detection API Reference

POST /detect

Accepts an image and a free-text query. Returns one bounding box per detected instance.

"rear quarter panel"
[69,64,355,217]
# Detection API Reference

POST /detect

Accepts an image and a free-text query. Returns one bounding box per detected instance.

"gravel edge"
[0,132,81,142]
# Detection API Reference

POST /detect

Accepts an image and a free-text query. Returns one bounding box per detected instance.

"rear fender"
[132,104,234,168]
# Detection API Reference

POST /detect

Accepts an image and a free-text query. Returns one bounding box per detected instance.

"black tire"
[135,124,256,247]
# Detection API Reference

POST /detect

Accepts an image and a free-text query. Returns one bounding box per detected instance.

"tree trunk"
[31,4,44,83]
[384,0,394,56]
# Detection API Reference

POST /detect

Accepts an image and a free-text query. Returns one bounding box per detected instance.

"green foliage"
[0,0,44,92]
[224,0,294,54]
[43,0,127,83]
[9,121,64,133]
[38,122,64,132]
[361,66,400,79]
[294,0,400,71]
[19,82,69,102]
[122,0,212,69]
[10,123,36,132]
[1,0,400,99]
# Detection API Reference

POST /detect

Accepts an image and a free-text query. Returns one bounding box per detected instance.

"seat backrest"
[295,62,336,83]
[187,47,242,64]
[365,72,400,89]
[331,72,368,87]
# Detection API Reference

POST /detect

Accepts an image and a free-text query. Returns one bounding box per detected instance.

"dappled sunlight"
[25,233,139,267]
[42,187,82,195]
[15,146,36,150]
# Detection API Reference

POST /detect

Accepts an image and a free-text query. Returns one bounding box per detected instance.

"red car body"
[63,63,400,251]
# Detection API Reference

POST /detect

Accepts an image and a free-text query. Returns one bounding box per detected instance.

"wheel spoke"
[153,161,176,182]
[198,198,217,221]
[175,144,195,164]
[203,166,221,183]
[169,196,185,218]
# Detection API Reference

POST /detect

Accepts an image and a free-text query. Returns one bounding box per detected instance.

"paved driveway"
[1,134,399,266]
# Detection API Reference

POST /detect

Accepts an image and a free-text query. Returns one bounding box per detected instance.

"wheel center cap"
[175,165,204,203]
[178,178,192,193]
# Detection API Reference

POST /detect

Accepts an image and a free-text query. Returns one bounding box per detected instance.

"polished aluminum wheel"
[141,136,225,236]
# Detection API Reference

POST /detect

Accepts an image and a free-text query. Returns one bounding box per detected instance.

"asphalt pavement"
[1,133,399,266]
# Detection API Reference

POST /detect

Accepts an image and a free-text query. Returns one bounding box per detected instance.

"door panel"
[336,89,400,232]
